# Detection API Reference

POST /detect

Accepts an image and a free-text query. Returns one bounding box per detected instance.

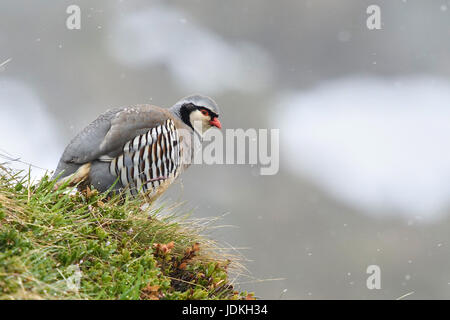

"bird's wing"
[61,105,174,164]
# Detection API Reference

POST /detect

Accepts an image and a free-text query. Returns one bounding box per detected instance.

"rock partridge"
[52,94,221,201]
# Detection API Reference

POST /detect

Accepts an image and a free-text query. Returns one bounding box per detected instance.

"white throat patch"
[189,109,211,135]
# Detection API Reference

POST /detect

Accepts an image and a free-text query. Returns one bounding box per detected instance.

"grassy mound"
[0,166,253,300]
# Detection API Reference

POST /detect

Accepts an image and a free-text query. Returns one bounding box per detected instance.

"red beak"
[209,117,222,129]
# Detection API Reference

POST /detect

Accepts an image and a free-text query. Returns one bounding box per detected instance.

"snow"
[277,77,450,219]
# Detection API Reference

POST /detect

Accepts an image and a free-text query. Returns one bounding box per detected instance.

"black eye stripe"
[197,107,218,118]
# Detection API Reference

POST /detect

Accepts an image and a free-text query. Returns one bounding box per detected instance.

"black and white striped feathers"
[104,119,181,196]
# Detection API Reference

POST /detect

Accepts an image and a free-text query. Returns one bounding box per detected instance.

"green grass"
[0,165,253,300]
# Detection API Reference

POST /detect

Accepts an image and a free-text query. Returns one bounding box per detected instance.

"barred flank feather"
[108,119,181,196]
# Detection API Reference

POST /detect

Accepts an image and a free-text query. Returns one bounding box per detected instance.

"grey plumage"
[52,95,221,201]
[170,95,221,119]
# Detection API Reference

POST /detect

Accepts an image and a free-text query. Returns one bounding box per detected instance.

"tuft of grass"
[0,165,254,300]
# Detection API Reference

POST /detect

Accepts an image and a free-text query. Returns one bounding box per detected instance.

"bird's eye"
[201,109,209,116]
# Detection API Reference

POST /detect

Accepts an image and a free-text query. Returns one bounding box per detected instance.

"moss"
[0,166,254,300]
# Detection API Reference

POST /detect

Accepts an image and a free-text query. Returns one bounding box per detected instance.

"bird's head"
[171,94,222,135]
